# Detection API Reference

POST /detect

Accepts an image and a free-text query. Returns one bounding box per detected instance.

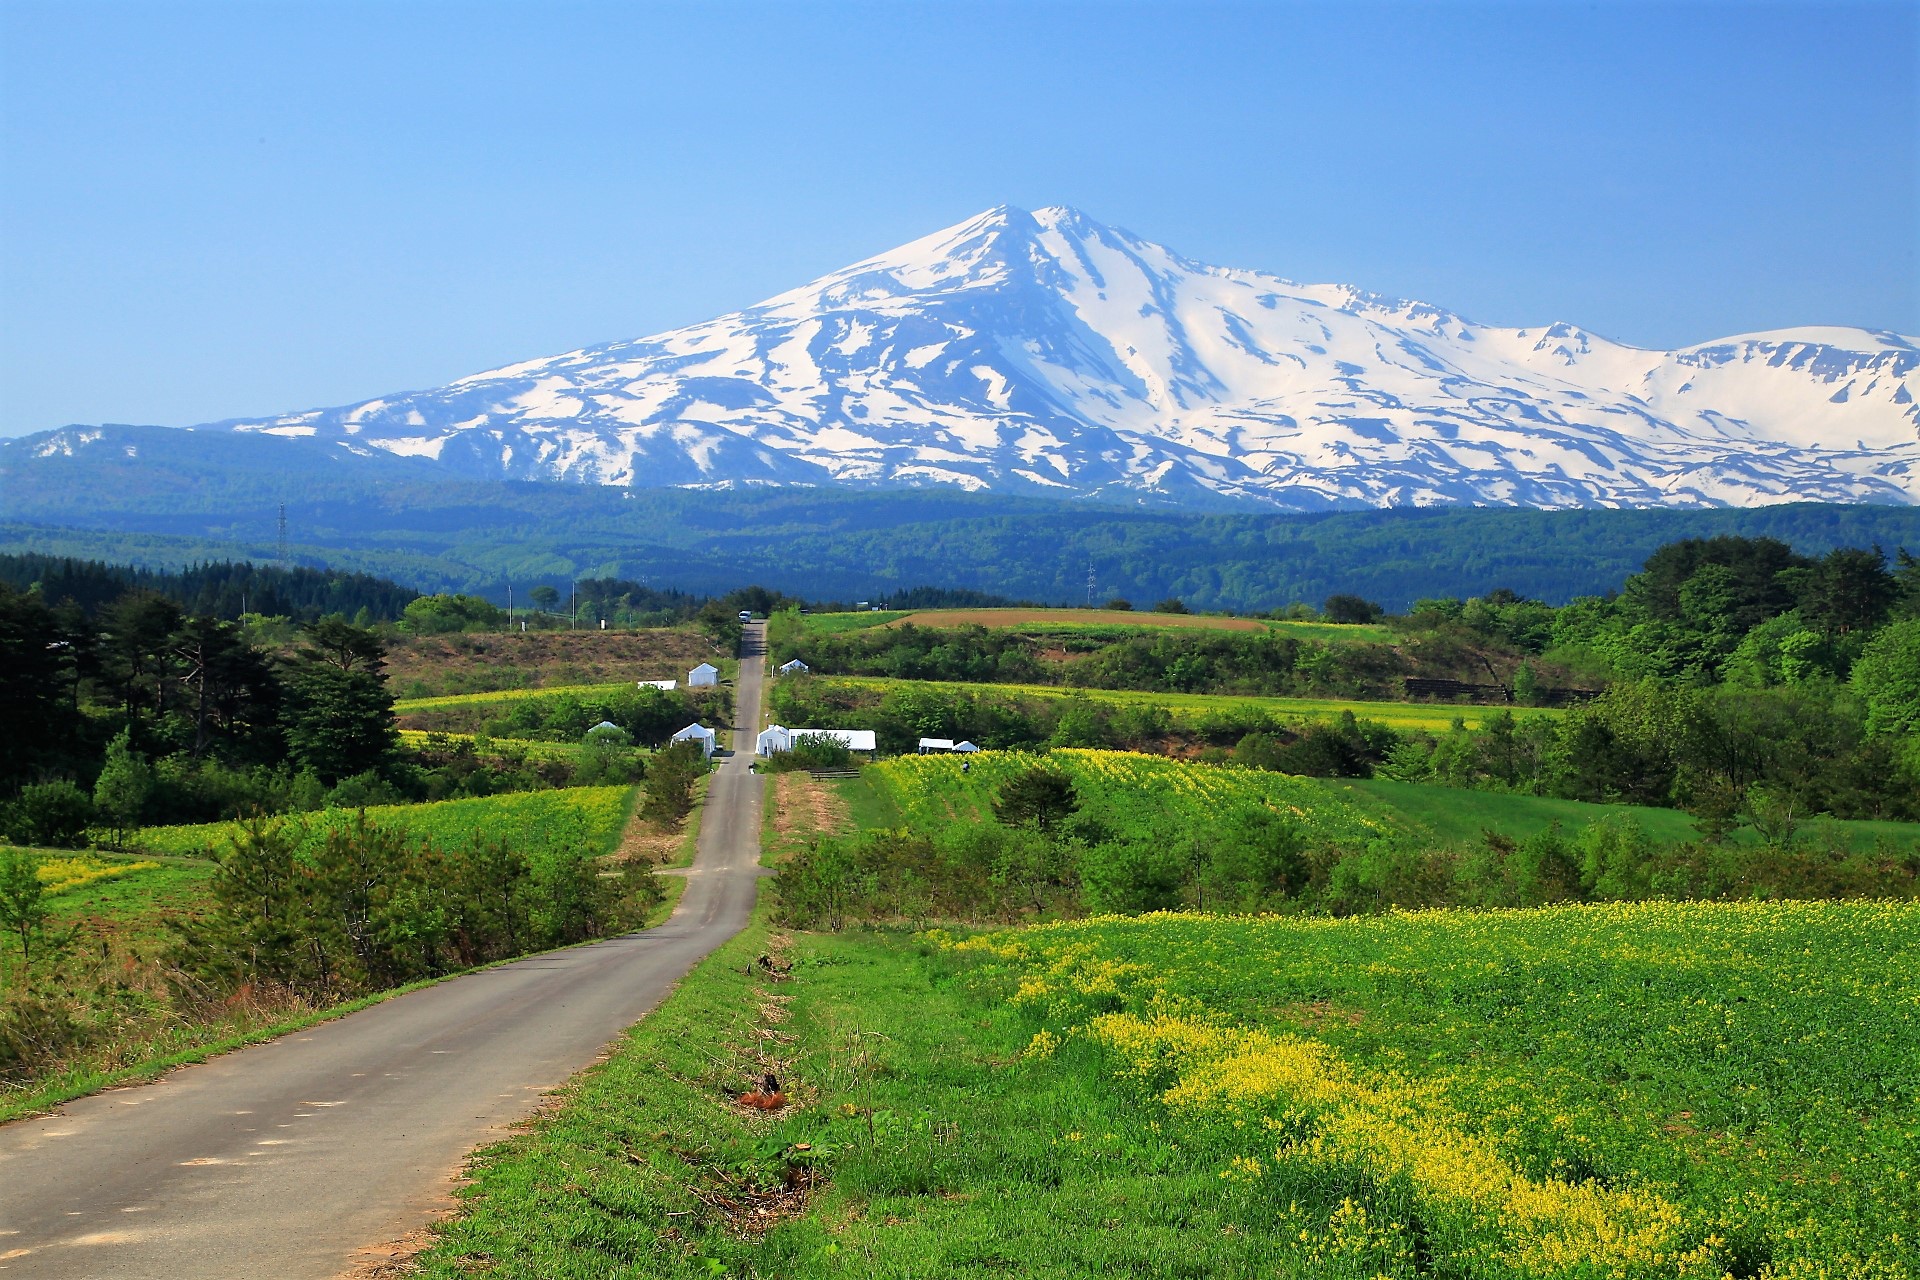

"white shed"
[670,723,717,757]
[688,663,720,687]
[918,737,983,754]
[790,728,877,752]
[758,726,876,755]
[636,679,677,691]
[778,659,810,675]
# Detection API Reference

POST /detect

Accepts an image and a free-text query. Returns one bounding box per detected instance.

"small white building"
[636,679,677,691]
[792,728,877,752]
[778,659,810,675]
[917,738,981,754]
[757,725,876,755]
[688,663,720,688]
[670,723,717,757]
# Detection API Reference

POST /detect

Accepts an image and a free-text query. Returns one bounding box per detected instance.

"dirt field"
[386,629,725,698]
[768,773,854,845]
[887,608,1265,632]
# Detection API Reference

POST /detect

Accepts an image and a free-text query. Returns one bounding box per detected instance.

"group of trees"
[171,813,660,1005]
[0,582,405,842]
[1376,538,1920,821]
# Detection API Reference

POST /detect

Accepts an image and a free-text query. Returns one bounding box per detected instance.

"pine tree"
[93,730,154,848]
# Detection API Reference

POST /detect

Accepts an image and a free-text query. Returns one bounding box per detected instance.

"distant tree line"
[0,553,418,623]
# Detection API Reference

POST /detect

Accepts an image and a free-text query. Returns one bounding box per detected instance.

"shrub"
[1,781,96,849]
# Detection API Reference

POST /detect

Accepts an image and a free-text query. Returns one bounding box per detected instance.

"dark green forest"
[6,425,1919,609]
[0,553,418,622]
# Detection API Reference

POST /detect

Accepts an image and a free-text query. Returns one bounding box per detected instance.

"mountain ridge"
[12,204,1920,509]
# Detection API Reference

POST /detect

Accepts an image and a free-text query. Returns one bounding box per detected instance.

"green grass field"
[817,675,1546,732]
[408,897,1920,1278]
[798,610,912,633]
[132,786,636,860]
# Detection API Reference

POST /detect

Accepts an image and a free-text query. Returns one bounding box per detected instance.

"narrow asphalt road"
[0,623,770,1279]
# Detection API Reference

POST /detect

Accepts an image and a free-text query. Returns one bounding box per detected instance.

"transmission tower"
[276,504,288,564]
[1086,559,1096,607]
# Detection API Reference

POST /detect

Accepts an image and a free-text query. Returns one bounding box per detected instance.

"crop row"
[943,901,1920,1278]
[391,682,636,713]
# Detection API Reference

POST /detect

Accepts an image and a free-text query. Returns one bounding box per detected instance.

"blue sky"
[1,0,1914,435]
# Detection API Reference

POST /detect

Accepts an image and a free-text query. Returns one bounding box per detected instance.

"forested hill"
[5,478,1920,611]
[0,554,419,622]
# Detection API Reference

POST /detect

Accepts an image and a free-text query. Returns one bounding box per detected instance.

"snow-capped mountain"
[189,206,1920,507]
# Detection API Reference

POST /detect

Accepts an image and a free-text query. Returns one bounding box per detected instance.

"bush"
[1,781,96,849]
[1324,594,1384,624]
[639,742,704,829]
[171,813,649,1003]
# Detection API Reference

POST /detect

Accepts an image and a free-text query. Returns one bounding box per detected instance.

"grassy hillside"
[1340,778,1920,854]
[409,900,1920,1278]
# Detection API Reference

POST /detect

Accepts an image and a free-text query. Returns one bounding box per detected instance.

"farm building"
[688,663,720,687]
[917,738,980,754]
[636,679,677,691]
[670,723,717,757]
[756,725,876,755]
[778,659,810,675]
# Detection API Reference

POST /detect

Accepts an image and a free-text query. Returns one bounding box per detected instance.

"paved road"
[0,624,770,1279]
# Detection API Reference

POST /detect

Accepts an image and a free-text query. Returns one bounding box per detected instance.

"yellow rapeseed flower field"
[873,748,1393,846]
[30,855,160,895]
[945,902,1920,1278]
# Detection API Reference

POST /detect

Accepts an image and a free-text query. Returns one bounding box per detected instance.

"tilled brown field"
[387,628,726,698]
[888,607,1264,631]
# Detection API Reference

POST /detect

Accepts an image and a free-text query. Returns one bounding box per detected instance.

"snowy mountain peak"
[207,205,1916,509]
